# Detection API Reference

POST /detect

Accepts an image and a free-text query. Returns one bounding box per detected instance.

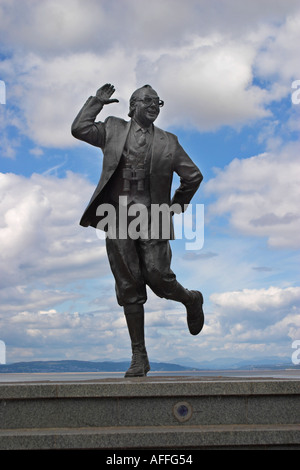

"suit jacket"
[71,96,203,238]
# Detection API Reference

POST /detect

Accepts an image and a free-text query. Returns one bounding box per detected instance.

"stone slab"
[0,377,299,450]
[0,424,299,450]
[0,376,299,400]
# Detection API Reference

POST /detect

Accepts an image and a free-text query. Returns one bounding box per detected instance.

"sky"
[0,0,299,366]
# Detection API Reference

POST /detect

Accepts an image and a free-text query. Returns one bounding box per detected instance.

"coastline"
[0,369,299,383]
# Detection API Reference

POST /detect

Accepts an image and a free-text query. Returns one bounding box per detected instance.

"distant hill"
[0,358,298,374]
[0,360,198,373]
[168,356,299,370]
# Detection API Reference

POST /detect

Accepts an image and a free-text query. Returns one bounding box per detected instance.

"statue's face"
[133,88,161,127]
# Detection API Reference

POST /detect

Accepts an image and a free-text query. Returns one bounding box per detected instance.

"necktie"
[136,128,147,147]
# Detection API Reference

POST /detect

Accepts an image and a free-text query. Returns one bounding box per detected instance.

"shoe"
[186,290,204,335]
[124,351,150,377]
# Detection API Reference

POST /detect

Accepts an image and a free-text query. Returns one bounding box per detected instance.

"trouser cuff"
[123,303,144,316]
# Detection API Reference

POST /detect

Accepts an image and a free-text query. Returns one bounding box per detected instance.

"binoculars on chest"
[122,167,146,192]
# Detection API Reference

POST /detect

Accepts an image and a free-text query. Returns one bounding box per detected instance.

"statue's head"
[128,85,164,127]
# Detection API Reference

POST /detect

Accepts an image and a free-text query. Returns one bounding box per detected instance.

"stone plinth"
[0,376,299,450]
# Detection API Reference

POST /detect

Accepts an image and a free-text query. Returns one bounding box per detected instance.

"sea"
[0,369,300,382]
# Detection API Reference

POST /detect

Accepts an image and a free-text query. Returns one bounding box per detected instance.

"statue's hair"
[128,84,154,117]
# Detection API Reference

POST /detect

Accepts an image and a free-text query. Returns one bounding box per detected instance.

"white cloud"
[146,285,300,362]
[0,307,128,362]
[0,0,107,55]
[137,36,271,132]
[209,285,300,357]
[1,1,299,145]
[211,286,300,316]
[255,13,300,83]
[0,171,110,301]
[205,141,300,248]
[0,51,136,147]
[1,0,299,54]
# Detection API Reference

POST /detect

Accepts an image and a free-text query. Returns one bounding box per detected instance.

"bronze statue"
[72,84,204,377]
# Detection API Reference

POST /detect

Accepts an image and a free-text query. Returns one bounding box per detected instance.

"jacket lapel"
[113,120,131,166]
[151,126,168,171]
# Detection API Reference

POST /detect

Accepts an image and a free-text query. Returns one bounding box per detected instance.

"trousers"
[106,236,190,307]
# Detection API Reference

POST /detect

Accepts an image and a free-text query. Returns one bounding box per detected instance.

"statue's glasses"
[136,97,164,108]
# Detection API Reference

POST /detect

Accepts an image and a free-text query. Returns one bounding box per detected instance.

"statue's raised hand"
[96,83,119,105]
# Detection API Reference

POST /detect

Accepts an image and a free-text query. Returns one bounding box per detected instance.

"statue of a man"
[71,83,204,377]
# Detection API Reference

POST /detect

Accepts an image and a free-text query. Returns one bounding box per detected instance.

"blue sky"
[0,0,299,366]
